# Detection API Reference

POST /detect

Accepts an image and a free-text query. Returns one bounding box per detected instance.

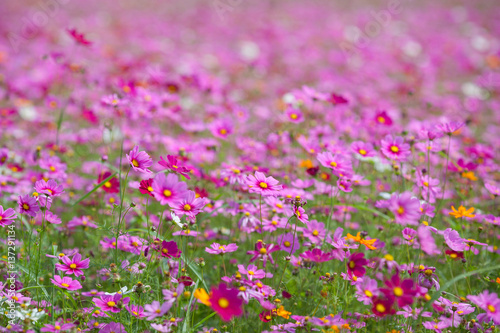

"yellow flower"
[299,159,313,168]
[193,288,211,306]
[345,232,377,250]
[449,205,475,218]
[274,306,291,319]
[461,171,478,181]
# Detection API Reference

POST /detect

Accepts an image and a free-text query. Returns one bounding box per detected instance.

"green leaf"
[71,172,117,206]
[191,312,217,332]
[182,254,209,291]
[181,280,199,332]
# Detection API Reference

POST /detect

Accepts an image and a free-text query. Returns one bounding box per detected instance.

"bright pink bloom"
[238,264,266,280]
[246,171,283,196]
[127,146,153,174]
[209,283,243,321]
[0,205,16,227]
[151,173,189,205]
[41,321,76,332]
[247,242,279,267]
[34,179,65,197]
[380,273,417,307]
[160,240,181,258]
[144,301,172,321]
[18,195,40,217]
[347,252,369,277]
[92,294,130,313]
[50,275,82,291]
[380,135,411,161]
[374,110,393,126]
[158,155,191,179]
[294,206,309,224]
[55,253,90,277]
[317,151,353,178]
[468,291,500,325]
[205,243,238,255]
[170,191,207,221]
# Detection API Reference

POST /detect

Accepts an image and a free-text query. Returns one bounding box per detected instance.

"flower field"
[1,0,500,332]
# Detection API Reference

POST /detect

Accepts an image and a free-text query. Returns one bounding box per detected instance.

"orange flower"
[193,288,211,306]
[345,232,377,250]
[274,306,291,319]
[461,171,478,181]
[448,205,475,218]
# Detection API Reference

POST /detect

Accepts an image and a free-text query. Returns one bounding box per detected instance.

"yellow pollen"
[49,166,56,172]
[384,254,394,261]
[284,241,291,247]
[172,292,178,297]
[290,113,298,120]
[239,286,246,291]
[104,181,112,188]
[162,249,168,254]
[349,261,355,269]
[259,182,268,189]
[22,203,30,210]
[54,326,61,330]
[364,290,373,297]
[393,287,403,297]
[248,270,254,275]
[423,181,429,187]
[132,159,139,167]
[218,298,229,308]
[376,304,386,313]
[259,248,267,254]
[219,129,227,135]
[107,301,116,307]
[488,305,496,313]
[271,220,278,225]
[183,204,191,211]
[312,230,319,236]
[70,264,77,269]
[359,149,367,155]
[330,161,337,167]
[276,203,283,208]
[377,116,385,123]
[390,146,399,153]
[397,206,404,214]
[61,283,69,287]
[163,189,172,197]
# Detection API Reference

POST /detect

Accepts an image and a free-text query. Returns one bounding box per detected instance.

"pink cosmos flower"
[351,141,376,158]
[144,301,173,321]
[158,155,191,179]
[210,118,233,139]
[381,273,417,307]
[99,322,127,333]
[247,242,279,267]
[151,173,189,205]
[443,228,466,252]
[238,264,266,280]
[55,253,90,277]
[355,277,379,305]
[127,146,153,174]
[347,252,369,277]
[170,191,207,221]
[160,240,181,258]
[285,108,304,123]
[417,174,441,203]
[388,192,421,225]
[18,195,40,217]
[294,206,309,224]
[468,290,500,325]
[246,171,283,196]
[41,321,76,332]
[374,110,393,126]
[316,152,353,178]
[485,183,500,196]
[50,275,82,291]
[92,294,130,313]
[0,205,16,227]
[436,121,465,135]
[380,135,411,161]
[300,248,334,263]
[337,178,353,193]
[209,283,243,321]
[205,243,238,255]
[34,179,65,197]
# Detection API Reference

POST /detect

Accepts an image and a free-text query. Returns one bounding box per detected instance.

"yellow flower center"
[70,264,77,269]
[183,204,191,211]
[147,186,153,192]
[290,113,298,119]
[376,304,386,313]
[349,261,355,269]
[219,129,227,135]
[423,181,429,187]
[162,248,168,254]
[61,283,69,287]
[248,270,254,275]
[22,203,30,210]
[50,166,56,172]
[259,248,267,254]
[364,290,373,297]
[393,287,403,297]
[488,304,496,313]
[132,159,139,167]
[163,189,172,197]
[54,326,61,330]
[284,241,291,247]
[104,181,112,188]
[330,161,337,167]
[397,206,404,214]
[377,116,385,123]
[312,230,319,236]
[390,146,399,153]
[107,301,116,307]
[384,254,394,261]
[218,297,229,308]
[359,149,367,155]
[259,182,268,189]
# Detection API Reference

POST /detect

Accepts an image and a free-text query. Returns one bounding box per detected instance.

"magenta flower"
[158,155,191,179]
[294,206,309,224]
[209,283,243,321]
[160,240,181,258]
[55,253,90,277]
[144,300,173,321]
[151,173,189,205]
[277,232,300,254]
[351,141,376,158]
[210,118,233,139]
[127,146,153,173]
[389,192,421,225]
[302,220,325,245]
[417,174,441,203]
[170,191,207,221]
[0,205,16,227]
[99,322,127,333]
[93,294,130,313]
[374,110,393,126]
[34,179,65,197]
[347,252,369,277]
[380,135,411,161]
[205,243,238,255]
[246,242,279,267]
[238,264,266,280]
[337,178,353,193]
[41,322,76,332]
[285,108,304,123]
[443,228,466,251]
[50,275,82,291]
[436,121,465,135]
[355,277,379,305]
[485,183,500,196]
[18,195,40,217]
[380,273,417,307]
[468,291,500,325]
[246,171,283,196]
[300,248,334,263]
[317,152,353,178]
